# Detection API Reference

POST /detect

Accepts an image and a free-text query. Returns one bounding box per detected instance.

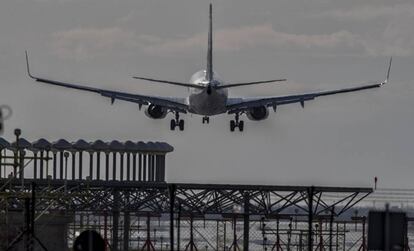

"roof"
[0,137,173,154]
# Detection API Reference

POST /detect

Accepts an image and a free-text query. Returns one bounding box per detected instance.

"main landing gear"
[230,113,244,132]
[202,116,210,124]
[170,112,184,131]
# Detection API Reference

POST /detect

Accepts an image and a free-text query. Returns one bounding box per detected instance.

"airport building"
[0,133,412,251]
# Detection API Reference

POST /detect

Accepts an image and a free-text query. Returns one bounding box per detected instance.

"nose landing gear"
[170,112,184,131]
[202,116,210,124]
[230,113,244,132]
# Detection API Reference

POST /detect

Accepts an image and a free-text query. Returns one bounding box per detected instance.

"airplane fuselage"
[187,70,228,115]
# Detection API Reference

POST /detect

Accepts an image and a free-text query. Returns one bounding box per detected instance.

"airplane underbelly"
[189,92,227,116]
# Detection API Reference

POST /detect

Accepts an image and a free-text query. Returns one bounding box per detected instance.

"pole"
[243,192,250,251]
[30,182,36,251]
[13,128,21,178]
[330,207,335,251]
[123,211,130,251]
[177,204,181,251]
[308,186,314,251]
[362,217,366,251]
[25,198,31,251]
[233,215,237,251]
[112,189,120,251]
[169,184,176,251]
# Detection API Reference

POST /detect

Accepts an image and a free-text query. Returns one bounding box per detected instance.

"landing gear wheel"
[178,119,185,131]
[230,120,236,132]
[202,117,210,124]
[230,113,244,132]
[238,121,244,132]
[170,119,176,131]
[171,112,185,131]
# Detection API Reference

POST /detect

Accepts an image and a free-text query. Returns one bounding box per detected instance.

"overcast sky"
[1,0,414,188]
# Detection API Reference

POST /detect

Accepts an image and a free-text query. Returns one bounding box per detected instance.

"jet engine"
[145,104,167,119]
[246,106,269,121]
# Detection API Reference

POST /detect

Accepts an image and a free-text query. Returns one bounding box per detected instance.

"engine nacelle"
[246,106,269,121]
[145,104,167,119]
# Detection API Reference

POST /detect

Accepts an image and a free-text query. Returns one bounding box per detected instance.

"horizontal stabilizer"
[216,79,287,89]
[133,76,204,89]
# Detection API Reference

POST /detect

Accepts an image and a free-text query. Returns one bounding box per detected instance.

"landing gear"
[202,116,210,124]
[170,112,184,131]
[230,113,244,132]
[230,120,236,132]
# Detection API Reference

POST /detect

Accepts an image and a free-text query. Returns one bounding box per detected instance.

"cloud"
[144,24,362,54]
[51,27,145,60]
[147,23,414,57]
[52,25,364,59]
[51,21,414,60]
[320,3,414,21]
[315,3,414,57]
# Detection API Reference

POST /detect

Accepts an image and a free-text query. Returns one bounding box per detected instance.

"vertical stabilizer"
[206,3,213,81]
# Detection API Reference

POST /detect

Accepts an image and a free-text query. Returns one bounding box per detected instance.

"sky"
[0,0,414,188]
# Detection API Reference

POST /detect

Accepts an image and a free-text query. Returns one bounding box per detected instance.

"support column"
[78,151,83,180]
[151,155,156,181]
[71,152,76,180]
[126,153,131,181]
[308,186,315,251]
[156,155,166,182]
[32,152,38,179]
[30,182,36,251]
[123,211,130,251]
[112,189,120,251]
[169,184,176,251]
[105,153,110,181]
[0,150,2,178]
[143,155,147,181]
[133,154,137,181]
[149,155,154,181]
[59,151,64,179]
[39,151,44,179]
[120,153,124,181]
[112,152,117,180]
[138,154,142,181]
[88,152,94,180]
[329,207,335,251]
[96,151,101,180]
[177,204,181,251]
[243,192,250,251]
[19,150,25,180]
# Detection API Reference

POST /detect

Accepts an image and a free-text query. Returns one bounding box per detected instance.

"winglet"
[382,57,392,85]
[25,50,35,79]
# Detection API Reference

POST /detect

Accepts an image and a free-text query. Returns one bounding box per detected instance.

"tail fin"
[206,3,213,82]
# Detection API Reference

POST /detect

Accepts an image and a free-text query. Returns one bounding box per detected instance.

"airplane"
[26,4,392,132]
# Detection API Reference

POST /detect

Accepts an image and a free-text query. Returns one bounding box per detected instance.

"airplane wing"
[26,53,189,113]
[227,58,392,114]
